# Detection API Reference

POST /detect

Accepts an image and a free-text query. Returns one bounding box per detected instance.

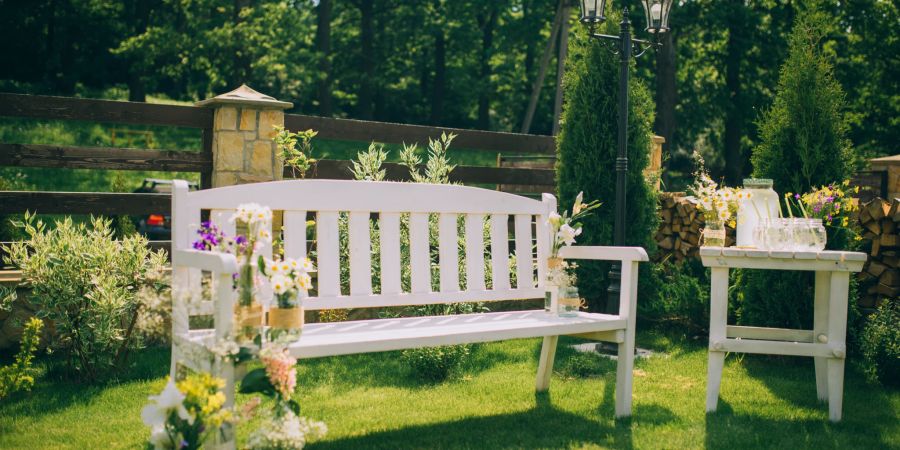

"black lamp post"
[578,0,673,314]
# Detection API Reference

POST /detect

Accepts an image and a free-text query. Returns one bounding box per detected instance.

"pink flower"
[260,346,297,399]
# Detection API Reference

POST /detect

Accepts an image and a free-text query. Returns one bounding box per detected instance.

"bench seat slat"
[348,211,373,295]
[465,214,486,290]
[316,212,341,296]
[379,213,402,295]
[490,214,510,290]
[515,214,533,289]
[439,213,460,292]
[409,213,431,293]
[288,311,626,358]
[283,211,307,260]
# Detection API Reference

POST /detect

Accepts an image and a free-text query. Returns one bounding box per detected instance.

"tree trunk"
[477,5,498,130]
[127,0,151,103]
[233,0,252,86]
[552,4,569,136]
[357,0,375,120]
[521,0,563,134]
[655,30,676,172]
[316,0,333,116]
[430,28,446,125]
[724,4,746,185]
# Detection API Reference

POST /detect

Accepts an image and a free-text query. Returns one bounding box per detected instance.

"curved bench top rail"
[184,179,551,215]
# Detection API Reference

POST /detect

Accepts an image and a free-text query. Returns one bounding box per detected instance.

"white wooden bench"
[168,179,648,444]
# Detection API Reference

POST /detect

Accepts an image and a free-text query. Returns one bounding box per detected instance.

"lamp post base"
[606,263,621,313]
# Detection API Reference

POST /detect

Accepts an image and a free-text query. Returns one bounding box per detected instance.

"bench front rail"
[168,180,648,448]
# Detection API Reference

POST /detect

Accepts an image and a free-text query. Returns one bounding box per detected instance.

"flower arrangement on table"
[141,373,234,450]
[688,152,742,246]
[792,180,859,228]
[546,192,600,316]
[260,256,316,342]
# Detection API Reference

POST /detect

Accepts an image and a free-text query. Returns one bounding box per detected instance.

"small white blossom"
[141,379,192,428]
[557,224,582,246]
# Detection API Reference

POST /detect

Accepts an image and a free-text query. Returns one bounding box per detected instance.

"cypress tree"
[556,13,658,312]
[738,2,856,329]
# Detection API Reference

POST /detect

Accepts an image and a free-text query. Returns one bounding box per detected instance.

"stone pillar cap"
[196,84,293,109]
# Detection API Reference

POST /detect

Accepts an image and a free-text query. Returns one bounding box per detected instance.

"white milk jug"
[737,178,780,247]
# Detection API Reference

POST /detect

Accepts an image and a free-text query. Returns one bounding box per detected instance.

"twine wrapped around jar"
[234,303,264,344]
[268,307,304,330]
[547,257,565,271]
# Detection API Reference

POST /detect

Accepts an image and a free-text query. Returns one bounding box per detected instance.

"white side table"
[699,247,866,422]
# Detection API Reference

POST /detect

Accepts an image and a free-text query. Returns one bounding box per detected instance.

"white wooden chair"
[168,179,648,446]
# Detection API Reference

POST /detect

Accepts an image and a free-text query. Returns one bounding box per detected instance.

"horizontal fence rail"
[0,143,210,172]
[0,93,212,128]
[301,159,555,186]
[0,192,171,215]
[285,114,555,154]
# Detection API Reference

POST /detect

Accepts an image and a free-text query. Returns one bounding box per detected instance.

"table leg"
[813,271,831,402]
[827,271,849,422]
[706,267,729,413]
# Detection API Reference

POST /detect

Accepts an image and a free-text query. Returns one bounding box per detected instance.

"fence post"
[197,85,293,187]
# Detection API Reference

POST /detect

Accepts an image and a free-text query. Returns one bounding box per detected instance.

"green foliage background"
[556,16,658,313]
[737,3,857,330]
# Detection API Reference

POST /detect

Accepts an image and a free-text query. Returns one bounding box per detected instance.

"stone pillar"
[197,85,293,187]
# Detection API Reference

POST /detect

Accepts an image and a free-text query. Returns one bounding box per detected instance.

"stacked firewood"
[857,197,900,310]
[654,192,735,262]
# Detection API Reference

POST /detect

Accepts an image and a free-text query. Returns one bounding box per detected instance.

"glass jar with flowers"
[261,256,315,343]
[546,192,600,316]
[229,204,273,345]
[689,152,739,247]
[793,181,859,251]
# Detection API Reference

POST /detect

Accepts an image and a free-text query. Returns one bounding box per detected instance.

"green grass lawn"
[1,331,897,449]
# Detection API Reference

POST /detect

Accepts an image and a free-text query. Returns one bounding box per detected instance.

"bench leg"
[813,271,831,402]
[615,336,635,417]
[535,335,558,391]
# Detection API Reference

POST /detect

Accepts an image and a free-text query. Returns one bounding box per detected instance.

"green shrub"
[3,214,168,382]
[641,260,711,332]
[559,351,616,379]
[0,317,43,400]
[556,12,659,312]
[738,4,856,329]
[401,344,471,382]
[859,302,900,387]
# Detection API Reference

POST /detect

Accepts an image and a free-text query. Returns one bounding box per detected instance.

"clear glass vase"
[808,218,827,251]
[557,286,580,317]
[702,219,727,247]
[233,262,264,346]
[268,290,304,343]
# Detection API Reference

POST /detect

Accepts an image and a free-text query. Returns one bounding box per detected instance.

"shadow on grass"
[706,356,898,449]
[310,394,654,450]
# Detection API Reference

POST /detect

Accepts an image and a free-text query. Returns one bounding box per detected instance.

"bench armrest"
[173,249,239,273]
[558,246,649,263]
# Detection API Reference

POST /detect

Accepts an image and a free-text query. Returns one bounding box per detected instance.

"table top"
[699,247,867,272]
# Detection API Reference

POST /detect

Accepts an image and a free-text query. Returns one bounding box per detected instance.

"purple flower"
[794,193,801,200]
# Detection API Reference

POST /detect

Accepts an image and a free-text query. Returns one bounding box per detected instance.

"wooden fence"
[0,93,556,219]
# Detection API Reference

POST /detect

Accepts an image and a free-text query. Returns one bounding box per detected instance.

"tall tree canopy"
[0,0,895,181]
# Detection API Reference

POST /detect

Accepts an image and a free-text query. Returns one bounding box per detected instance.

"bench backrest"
[172,179,555,311]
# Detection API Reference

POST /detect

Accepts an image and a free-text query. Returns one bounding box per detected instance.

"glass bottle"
[738,178,780,248]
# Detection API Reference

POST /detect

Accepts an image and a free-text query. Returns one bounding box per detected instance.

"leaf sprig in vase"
[545,192,600,312]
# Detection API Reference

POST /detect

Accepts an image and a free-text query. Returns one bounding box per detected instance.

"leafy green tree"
[556,14,658,312]
[738,2,856,329]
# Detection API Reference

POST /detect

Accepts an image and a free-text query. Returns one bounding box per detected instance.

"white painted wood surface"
[701,250,863,422]
[169,179,651,441]
[490,214,510,290]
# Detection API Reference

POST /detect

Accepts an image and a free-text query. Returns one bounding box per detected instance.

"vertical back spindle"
[514,215,533,289]
[409,213,431,293]
[490,214,510,290]
[379,213,402,295]
[465,214,486,291]
[316,211,341,297]
[348,211,373,295]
